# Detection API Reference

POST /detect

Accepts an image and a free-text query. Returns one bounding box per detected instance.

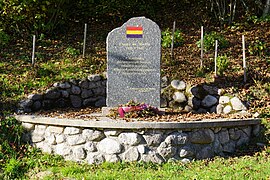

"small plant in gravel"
[197,32,229,51]
[162,28,184,48]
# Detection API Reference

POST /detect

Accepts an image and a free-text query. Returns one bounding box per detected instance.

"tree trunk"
[263,0,270,17]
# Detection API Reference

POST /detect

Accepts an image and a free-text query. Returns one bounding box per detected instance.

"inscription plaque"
[106,17,161,107]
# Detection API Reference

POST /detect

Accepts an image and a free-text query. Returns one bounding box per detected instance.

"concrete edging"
[15,115,261,130]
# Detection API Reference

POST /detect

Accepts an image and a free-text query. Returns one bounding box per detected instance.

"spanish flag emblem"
[126,26,143,38]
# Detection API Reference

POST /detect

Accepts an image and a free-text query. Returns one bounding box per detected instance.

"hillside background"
[0,0,270,116]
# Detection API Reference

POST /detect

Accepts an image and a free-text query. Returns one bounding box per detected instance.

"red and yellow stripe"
[126,26,143,38]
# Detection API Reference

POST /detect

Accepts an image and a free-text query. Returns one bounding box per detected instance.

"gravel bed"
[27,107,256,122]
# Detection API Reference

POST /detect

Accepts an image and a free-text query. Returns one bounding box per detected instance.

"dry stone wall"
[161,79,248,114]
[21,121,261,164]
[18,74,106,113]
[18,74,248,115]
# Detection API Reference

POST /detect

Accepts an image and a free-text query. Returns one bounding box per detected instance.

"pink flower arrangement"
[118,103,161,118]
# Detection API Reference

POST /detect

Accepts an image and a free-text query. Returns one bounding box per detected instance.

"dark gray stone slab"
[107,17,161,107]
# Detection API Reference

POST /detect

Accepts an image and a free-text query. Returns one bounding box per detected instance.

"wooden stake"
[31,35,36,67]
[200,26,204,68]
[83,23,87,58]
[242,35,247,83]
[214,40,218,77]
[171,21,176,59]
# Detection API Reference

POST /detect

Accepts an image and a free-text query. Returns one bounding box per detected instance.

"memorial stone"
[106,17,161,107]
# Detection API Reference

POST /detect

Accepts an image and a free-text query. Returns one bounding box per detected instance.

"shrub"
[3,158,24,179]
[65,47,80,57]
[216,54,229,76]
[248,39,267,56]
[197,32,229,51]
[0,116,25,179]
[162,28,184,48]
[0,29,10,47]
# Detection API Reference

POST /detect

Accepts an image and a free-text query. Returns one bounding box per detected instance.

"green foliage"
[0,115,66,179]
[0,116,25,179]
[248,39,267,56]
[65,47,80,57]
[247,15,270,24]
[0,29,10,47]
[14,153,270,179]
[0,0,71,36]
[3,157,24,179]
[266,58,270,65]
[162,28,184,48]
[197,32,229,51]
[216,54,229,76]
[0,117,23,159]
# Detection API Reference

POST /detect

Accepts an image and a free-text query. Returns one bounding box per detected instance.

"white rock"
[216,104,224,114]
[64,127,81,135]
[98,138,122,154]
[55,134,65,144]
[84,141,97,152]
[230,97,247,111]
[31,133,45,143]
[123,147,140,161]
[141,151,165,164]
[157,145,177,159]
[173,92,187,103]
[82,129,104,141]
[161,76,168,88]
[137,145,147,154]
[55,143,71,156]
[143,134,164,146]
[104,130,122,136]
[171,80,186,90]
[164,132,188,145]
[45,134,56,145]
[253,112,260,118]
[219,96,230,104]
[66,134,85,146]
[86,152,104,164]
[46,126,64,134]
[36,142,53,154]
[22,123,35,131]
[105,154,120,163]
[223,105,232,114]
[118,132,142,146]
[33,125,47,135]
[184,105,193,112]
[181,158,191,164]
[72,146,86,160]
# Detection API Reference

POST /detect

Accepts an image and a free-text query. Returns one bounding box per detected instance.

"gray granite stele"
[106,17,161,107]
